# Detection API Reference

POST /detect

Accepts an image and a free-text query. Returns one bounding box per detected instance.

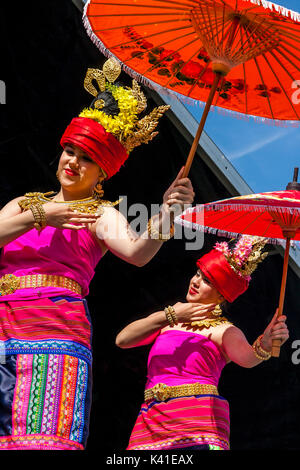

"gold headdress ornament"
[80,57,170,153]
[214,235,269,281]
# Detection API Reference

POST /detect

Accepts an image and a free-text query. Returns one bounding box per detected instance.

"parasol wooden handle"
[182,73,222,179]
[271,236,291,357]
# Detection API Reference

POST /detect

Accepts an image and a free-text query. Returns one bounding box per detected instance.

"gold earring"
[93,180,104,198]
[211,304,222,317]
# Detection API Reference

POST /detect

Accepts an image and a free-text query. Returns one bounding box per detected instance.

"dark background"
[0,0,299,453]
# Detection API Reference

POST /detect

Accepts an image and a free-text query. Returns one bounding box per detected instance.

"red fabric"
[179,190,300,241]
[0,297,91,348]
[60,117,128,179]
[85,0,300,122]
[197,249,249,303]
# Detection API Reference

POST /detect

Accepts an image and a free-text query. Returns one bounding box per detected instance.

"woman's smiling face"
[186,269,223,305]
[57,144,105,194]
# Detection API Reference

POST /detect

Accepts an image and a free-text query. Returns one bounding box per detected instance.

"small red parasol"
[176,168,300,357]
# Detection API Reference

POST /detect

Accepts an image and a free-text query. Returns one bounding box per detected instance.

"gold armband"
[164,305,178,327]
[147,217,174,242]
[252,335,271,361]
[30,204,47,231]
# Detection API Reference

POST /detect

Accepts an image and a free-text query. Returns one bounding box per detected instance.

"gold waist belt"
[144,382,219,403]
[0,274,82,297]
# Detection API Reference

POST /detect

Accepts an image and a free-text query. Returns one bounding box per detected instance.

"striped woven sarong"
[0,296,92,450]
[127,394,230,451]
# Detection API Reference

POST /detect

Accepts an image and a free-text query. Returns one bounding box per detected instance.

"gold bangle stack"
[147,217,174,242]
[252,334,271,361]
[164,305,178,327]
[30,204,47,230]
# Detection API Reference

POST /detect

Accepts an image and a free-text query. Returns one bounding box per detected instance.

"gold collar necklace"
[182,316,232,331]
[18,191,121,215]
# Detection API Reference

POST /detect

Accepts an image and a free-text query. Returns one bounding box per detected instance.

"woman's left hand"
[260,309,289,352]
[162,167,195,216]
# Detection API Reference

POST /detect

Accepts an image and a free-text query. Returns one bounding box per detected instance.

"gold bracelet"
[147,217,174,242]
[164,305,178,327]
[30,204,47,230]
[252,335,271,361]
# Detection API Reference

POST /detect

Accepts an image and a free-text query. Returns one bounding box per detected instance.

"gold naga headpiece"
[79,57,170,153]
[214,235,269,281]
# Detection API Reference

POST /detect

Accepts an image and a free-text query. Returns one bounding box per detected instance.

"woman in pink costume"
[0,59,194,450]
[116,236,289,451]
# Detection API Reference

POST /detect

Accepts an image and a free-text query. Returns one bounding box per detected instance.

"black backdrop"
[1,0,300,453]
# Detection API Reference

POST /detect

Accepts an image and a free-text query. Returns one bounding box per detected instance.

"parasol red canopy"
[83,0,300,122]
[176,170,300,357]
[83,0,300,177]
[177,189,300,242]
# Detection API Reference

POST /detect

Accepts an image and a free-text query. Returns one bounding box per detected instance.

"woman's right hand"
[172,302,217,323]
[43,202,100,230]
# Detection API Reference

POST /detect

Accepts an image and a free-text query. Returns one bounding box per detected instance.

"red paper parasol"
[83,0,300,176]
[176,168,300,357]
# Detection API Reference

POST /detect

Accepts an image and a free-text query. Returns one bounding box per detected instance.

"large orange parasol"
[83,0,300,176]
[176,168,300,357]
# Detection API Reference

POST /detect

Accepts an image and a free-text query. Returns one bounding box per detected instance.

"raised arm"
[116,302,217,348]
[222,311,289,368]
[0,197,100,248]
[96,167,195,266]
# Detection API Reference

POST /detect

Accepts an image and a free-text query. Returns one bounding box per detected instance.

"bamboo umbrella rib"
[275,35,300,55]
[267,22,300,35]
[261,53,300,120]
[232,17,274,62]
[88,2,191,11]
[210,210,256,231]
[275,46,300,74]
[260,15,299,31]
[221,2,226,46]
[196,16,227,46]
[260,21,300,41]
[88,13,184,17]
[115,0,199,7]
[213,1,221,41]
[231,14,266,56]
[269,48,300,85]
[206,3,217,45]
[241,31,249,116]
[242,28,275,120]
[203,208,242,226]
[270,28,300,42]
[107,25,193,51]
[93,18,191,33]
[236,211,266,234]
[198,3,214,44]
[276,45,300,70]
[253,55,275,120]
[260,217,275,238]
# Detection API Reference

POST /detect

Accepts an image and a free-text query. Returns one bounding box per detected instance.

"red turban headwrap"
[60,117,129,179]
[197,249,249,303]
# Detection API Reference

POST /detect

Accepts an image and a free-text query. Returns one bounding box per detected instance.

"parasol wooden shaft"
[271,237,291,357]
[182,73,222,178]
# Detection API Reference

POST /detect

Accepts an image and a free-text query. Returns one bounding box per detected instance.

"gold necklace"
[18,191,121,215]
[182,316,232,331]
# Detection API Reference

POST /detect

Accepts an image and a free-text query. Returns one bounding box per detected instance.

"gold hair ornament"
[214,235,269,280]
[81,57,170,153]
